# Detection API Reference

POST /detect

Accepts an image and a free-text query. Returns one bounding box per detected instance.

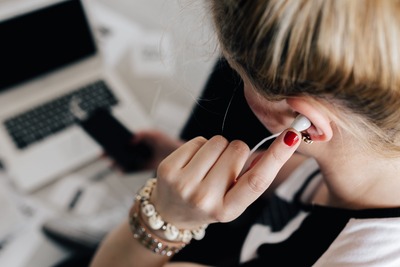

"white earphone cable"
[249,132,281,156]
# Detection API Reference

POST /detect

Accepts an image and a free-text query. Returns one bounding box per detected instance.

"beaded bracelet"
[136,178,208,244]
[128,200,186,257]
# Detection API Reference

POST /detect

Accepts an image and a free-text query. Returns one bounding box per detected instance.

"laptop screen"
[0,0,97,92]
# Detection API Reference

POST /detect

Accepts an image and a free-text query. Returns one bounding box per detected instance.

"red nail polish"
[284,131,299,147]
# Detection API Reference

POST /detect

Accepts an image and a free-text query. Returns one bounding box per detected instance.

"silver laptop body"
[0,0,150,193]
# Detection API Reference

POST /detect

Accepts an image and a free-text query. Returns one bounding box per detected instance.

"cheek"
[243,84,294,132]
[243,83,275,119]
[244,86,264,117]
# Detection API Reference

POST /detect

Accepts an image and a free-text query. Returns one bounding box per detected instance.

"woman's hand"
[150,129,301,230]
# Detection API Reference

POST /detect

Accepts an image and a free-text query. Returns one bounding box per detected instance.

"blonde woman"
[90,1,400,266]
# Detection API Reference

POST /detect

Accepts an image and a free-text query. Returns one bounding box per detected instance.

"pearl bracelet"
[136,178,208,244]
[129,200,186,257]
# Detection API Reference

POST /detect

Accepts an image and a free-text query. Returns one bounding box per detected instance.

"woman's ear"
[286,98,333,142]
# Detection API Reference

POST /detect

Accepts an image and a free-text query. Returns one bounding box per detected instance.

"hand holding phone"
[70,101,152,173]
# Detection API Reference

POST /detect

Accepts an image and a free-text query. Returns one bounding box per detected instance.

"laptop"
[0,0,151,193]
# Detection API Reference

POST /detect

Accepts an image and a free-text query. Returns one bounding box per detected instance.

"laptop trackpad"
[7,126,101,193]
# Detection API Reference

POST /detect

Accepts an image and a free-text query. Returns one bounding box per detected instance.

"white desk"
[0,1,215,266]
[0,161,154,267]
[93,0,217,137]
[0,3,158,266]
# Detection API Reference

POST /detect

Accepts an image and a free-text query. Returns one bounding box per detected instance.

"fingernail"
[284,131,299,147]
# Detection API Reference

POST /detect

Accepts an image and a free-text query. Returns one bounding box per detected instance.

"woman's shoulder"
[314,216,400,266]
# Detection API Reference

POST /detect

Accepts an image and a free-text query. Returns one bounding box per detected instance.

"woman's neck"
[309,142,400,210]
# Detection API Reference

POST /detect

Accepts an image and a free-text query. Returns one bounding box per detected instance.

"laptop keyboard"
[4,80,118,150]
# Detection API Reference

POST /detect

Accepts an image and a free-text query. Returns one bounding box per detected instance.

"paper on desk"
[48,174,109,215]
[90,1,175,78]
[129,31,175,78]
[0,181,26,242]
[0,173,69,267]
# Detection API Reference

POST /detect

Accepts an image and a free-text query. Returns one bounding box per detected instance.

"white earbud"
[290,114,311,132]
[249,114,311,155]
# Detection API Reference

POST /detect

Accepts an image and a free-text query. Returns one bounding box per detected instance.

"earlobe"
[286,98,333,143]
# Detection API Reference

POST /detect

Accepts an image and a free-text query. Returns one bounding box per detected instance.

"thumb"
[224,129,301,217]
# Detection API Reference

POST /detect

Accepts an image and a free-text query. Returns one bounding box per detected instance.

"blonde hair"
[210,0,400,156]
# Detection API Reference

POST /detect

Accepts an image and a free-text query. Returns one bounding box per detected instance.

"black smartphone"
[74,107,153,172]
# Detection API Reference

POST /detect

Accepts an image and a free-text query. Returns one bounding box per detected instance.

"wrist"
[128,178,208,257]
[128,198,186,257]
[136,178,208,242]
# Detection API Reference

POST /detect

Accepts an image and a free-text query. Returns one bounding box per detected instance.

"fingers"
[158,136,208,173]
[130,130,157,145]
[223,129,301,219]
[155,130,300,225]
[180,135,230,184]
[199,139,250,195]
[158,136,231,186]
[154,135,249,226]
